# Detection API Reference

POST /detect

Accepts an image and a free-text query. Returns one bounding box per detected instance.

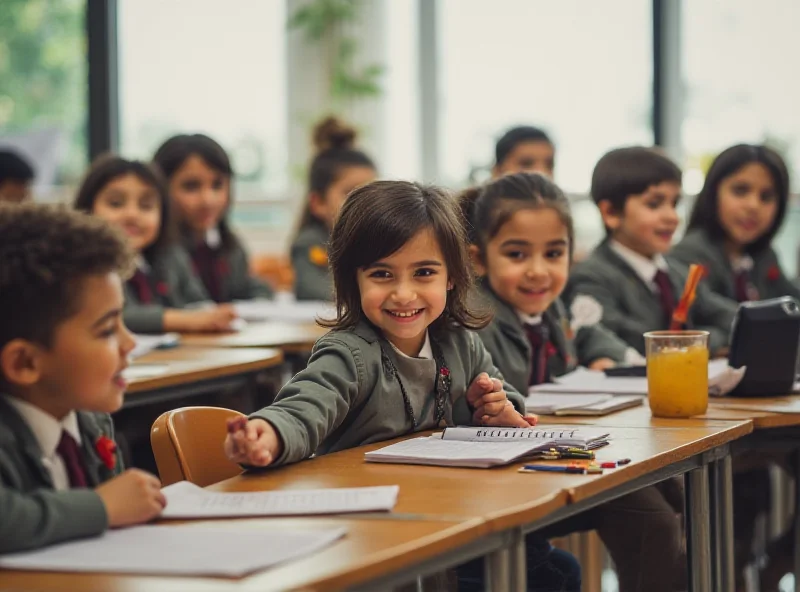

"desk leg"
[717,456,735,592]
[686,465,712,592]
[485,547,510,592]
[509,528,527,592]
[794,451,800,592]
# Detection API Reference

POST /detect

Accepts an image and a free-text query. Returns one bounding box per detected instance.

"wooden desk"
[123,347,283,408]
[0,517,490,592]
[180,322,327,354]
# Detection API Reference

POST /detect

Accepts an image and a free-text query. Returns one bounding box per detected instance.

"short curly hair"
[0,203,133,351]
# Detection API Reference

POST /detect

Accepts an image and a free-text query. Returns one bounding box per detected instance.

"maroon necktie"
[652,270,675,326]
[56,430,88,488]
[524,323,550,386]
[129,269,154,304]
[734,271,758,302]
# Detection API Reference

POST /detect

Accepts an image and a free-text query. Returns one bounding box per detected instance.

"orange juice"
[647,345,709,417]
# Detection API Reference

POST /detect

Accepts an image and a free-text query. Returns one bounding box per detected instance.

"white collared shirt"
[517,312,543,326]
[134,254,151,273]
[4,396,82,491]
[388,331,432,359]
[206,227,222,249]
[610,240,669,293]
[730,254,754,274]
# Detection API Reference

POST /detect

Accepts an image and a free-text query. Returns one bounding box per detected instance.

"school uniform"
[473,282,633,395]
[473,283,685,592]
[671,228,800,302]
[0,396,123,554]
[249,318,525,466]
[249,318,580,592]
[184,228,274,303]
[123,245,210,334]
[563,238,738,356]
[291,221,333,301]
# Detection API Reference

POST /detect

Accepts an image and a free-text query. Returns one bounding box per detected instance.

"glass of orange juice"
[644,330,709,418]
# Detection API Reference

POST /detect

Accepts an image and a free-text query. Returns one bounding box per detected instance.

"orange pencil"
[670,264,707,330]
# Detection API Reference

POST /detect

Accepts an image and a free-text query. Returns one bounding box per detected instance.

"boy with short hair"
[564,146,737,356]
[0,203,165,554]
[0,150,35,203]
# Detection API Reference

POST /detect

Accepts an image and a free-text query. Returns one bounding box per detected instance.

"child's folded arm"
[693,284,737,354]
[248,337,363,467]
[123,303,166,334]
[574,323,629,366]
[0,484,107,554]
[463,331,526,417]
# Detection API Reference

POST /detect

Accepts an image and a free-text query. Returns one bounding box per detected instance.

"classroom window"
[437,0,653,193]
[0,0,88,200]
[117,0,288,201]
[682,0,800,274]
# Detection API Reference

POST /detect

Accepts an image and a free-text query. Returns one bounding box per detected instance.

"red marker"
[600,462,617,469]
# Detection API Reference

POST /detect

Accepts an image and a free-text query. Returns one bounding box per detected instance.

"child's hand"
[480,401,538,428]
[466,372,499,409]
[96,469,166,528]
[223,417,281,467]
[185,305,238,332]
[588,358,616,371]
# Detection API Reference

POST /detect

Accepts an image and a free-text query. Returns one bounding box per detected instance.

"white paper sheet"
[364,436,550,468]
[122,364,170,380]
[533,361,746,397]
[129,333,181,359]
[160,482,399,519]
[524,393,612,414]
[234,299,335,323]
[0,524,346,577]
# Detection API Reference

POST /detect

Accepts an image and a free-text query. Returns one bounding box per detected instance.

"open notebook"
[525,393,644,416]
[364,427,610,468]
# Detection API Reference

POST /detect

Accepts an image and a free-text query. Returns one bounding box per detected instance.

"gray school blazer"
[291,221,333,302]
[564,239,738,356]
[474,284,629,395]
[0,396,123,554]
[183,234,274,303]
[250,318,525,466]
[670,228,800,302]
[123,245,211,334]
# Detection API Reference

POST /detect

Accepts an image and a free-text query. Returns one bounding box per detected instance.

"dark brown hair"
[321,180,489,332]
[495,125,554,168]
[591,147,682,234]
[0,203,133,353]
[461,172,574,260]
[73,154,173,263]
[688,143,790,253]
[152,133,239,252]
[295,116,376,234]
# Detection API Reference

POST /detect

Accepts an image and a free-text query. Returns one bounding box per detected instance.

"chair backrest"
[151,406,245,487]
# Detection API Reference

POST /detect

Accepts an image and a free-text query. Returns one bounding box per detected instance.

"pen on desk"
[521,465,586,474]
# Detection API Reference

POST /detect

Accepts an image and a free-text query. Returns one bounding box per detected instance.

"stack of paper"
[0,524,346,577]
[364,436,549,468]
[525,393,644,416]
[160,482,399,518]
[530,360,746,397]
[129,333,180,359]
[234,299,335,323]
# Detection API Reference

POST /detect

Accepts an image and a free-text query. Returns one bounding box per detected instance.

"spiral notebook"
[364,428,611,468]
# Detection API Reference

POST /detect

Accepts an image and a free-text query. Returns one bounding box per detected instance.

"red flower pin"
[767,265,780,282]
[545,342,558,358]
[156,281,169,296]
[95,436,117,470]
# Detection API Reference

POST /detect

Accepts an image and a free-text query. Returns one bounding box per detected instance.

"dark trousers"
[540,484,686,592]
[457,535,581,592]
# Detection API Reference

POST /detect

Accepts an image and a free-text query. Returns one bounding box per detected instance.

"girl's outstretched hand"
[223,417,282,467]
